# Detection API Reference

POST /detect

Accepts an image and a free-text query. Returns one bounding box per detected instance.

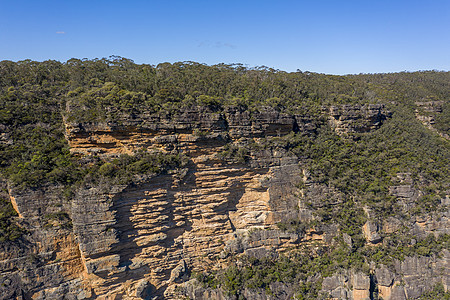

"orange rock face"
[53,116,306,298]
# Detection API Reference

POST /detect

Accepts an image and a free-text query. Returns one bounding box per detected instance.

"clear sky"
[1,0,449,74]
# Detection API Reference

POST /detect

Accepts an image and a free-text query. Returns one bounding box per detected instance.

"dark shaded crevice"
[227,214,236,232]
[292,117,300,133]
[369,273,378,300]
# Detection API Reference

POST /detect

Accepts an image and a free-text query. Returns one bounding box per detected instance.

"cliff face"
[0,184,88,299]
[1,106,306,299]
[415,101,449,140]
[1,105,448,300]
[64,106,313,298]
[327,104,391,135]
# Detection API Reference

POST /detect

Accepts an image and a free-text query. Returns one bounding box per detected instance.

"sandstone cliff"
[1,103,448,300]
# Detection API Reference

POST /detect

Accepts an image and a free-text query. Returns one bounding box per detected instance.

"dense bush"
[0,194,24,242]
[78,150,188,187]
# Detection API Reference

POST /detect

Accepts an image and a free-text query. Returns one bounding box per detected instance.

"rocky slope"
[1,103,448,300]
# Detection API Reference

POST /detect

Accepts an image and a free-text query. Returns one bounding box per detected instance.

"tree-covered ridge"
[1,57,448,111]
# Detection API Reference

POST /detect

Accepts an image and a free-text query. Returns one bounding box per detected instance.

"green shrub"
[0,196,24,242]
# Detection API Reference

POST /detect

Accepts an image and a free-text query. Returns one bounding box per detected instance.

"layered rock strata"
[1,105,447,299]
[327,104,391,135]
[415,101,449,139]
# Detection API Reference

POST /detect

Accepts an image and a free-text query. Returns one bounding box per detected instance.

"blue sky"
[0,0,449,74]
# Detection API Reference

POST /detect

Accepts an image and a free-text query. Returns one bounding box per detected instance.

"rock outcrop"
[327,104,391,135]
[415,101,449,139]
